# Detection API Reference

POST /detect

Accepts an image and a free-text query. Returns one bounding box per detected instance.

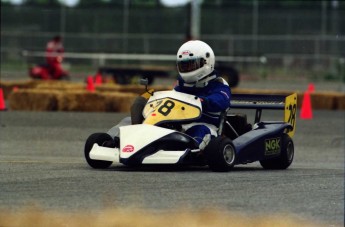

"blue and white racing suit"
[174,73,231,149]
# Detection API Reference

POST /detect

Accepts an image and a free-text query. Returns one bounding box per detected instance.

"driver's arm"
[200,82,231,112]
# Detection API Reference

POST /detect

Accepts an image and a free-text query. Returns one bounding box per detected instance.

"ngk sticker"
[181,50,190,55]
[122,145,134,153]
[265,138,280,155]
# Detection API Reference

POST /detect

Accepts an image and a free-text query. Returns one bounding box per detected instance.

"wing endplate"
[284,93,297,137]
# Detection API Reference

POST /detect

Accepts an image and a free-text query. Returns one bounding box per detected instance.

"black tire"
[204,137,236,172]
[260,134,294,170]
[84,133,113,169]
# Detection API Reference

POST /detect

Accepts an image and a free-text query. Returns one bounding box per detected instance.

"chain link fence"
[1,4,344,80]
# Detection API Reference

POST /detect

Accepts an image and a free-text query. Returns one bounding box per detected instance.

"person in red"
[45,35,66,79]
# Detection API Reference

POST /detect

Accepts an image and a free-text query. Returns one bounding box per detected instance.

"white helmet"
[176,40,215,85]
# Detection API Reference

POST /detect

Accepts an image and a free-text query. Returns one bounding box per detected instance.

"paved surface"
[0,110,344,226]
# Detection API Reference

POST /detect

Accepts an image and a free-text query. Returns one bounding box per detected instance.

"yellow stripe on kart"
[143,98,201,125]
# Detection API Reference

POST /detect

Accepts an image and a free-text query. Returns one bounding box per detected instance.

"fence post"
[339,58,345,91]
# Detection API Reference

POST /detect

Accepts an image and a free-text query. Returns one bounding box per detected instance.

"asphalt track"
[0,110,344,226]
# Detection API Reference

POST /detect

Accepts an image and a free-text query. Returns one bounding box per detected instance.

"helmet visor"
[177,58,205,73]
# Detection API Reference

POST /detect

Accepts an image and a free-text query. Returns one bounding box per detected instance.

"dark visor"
[177,58,205,73]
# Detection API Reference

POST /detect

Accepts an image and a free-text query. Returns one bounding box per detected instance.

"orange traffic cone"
[300,91,313,119]
[0,88,7,111]
[94,73,102,85]
[307,83,315,92]
[86,76,95,92]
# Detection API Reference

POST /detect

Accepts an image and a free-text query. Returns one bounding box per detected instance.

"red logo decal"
[122,145,134,152]
[181,50,190,55]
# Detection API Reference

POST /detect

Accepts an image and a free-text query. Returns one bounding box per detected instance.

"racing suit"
[45,39,65,79]
[174,72,231,149]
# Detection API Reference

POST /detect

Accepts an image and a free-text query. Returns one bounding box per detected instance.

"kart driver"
[114,40,231,150]
[174,40,231,149]
[45,35,66,79]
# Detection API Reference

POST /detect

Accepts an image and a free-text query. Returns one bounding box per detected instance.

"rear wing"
[230,93,297,137]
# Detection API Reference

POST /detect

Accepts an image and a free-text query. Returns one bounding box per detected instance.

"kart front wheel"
[84,133,113,169]
[204,137,236,172]
[260,134,294,170]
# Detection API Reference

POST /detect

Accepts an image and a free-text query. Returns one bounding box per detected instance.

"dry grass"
[0,207,328,227]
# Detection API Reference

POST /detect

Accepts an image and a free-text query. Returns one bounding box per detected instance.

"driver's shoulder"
[208,77,229,88]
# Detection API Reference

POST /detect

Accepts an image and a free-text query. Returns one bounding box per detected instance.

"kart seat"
[219,111,252,140]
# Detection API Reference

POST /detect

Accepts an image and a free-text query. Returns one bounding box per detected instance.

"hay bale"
[297,93,304,108]
[309,93,335,110]
[35,81,85,91]
[334,93,345,110]
[8,89,59,111]
[103,92,138,112]
[8,89,142,112]
[5,80,344,111]
[297,91,345,110]
[96,84,122,93]
[57,91,106,112]
[0,80,38,99]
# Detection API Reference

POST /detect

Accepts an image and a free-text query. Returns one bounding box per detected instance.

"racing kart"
[84,82,297,172]
[29,63,69,80]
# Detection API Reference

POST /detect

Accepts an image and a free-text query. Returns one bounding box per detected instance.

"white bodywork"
[89,144,120,162]
[89,91,202,165]
[119,124,175,159]
[89,124,190,164]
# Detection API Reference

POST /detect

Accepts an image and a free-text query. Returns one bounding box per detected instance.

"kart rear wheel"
[204,137,236,172]
[260,134,294,170]
[84,133,113,169]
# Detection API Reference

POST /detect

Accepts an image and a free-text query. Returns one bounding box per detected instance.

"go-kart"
[29,63,69,80]
[84,81,297,172]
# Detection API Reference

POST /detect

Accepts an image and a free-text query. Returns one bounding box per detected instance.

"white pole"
[190,0,201,40]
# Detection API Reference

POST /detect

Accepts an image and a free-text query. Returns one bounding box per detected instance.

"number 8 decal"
[158,100,175,116]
